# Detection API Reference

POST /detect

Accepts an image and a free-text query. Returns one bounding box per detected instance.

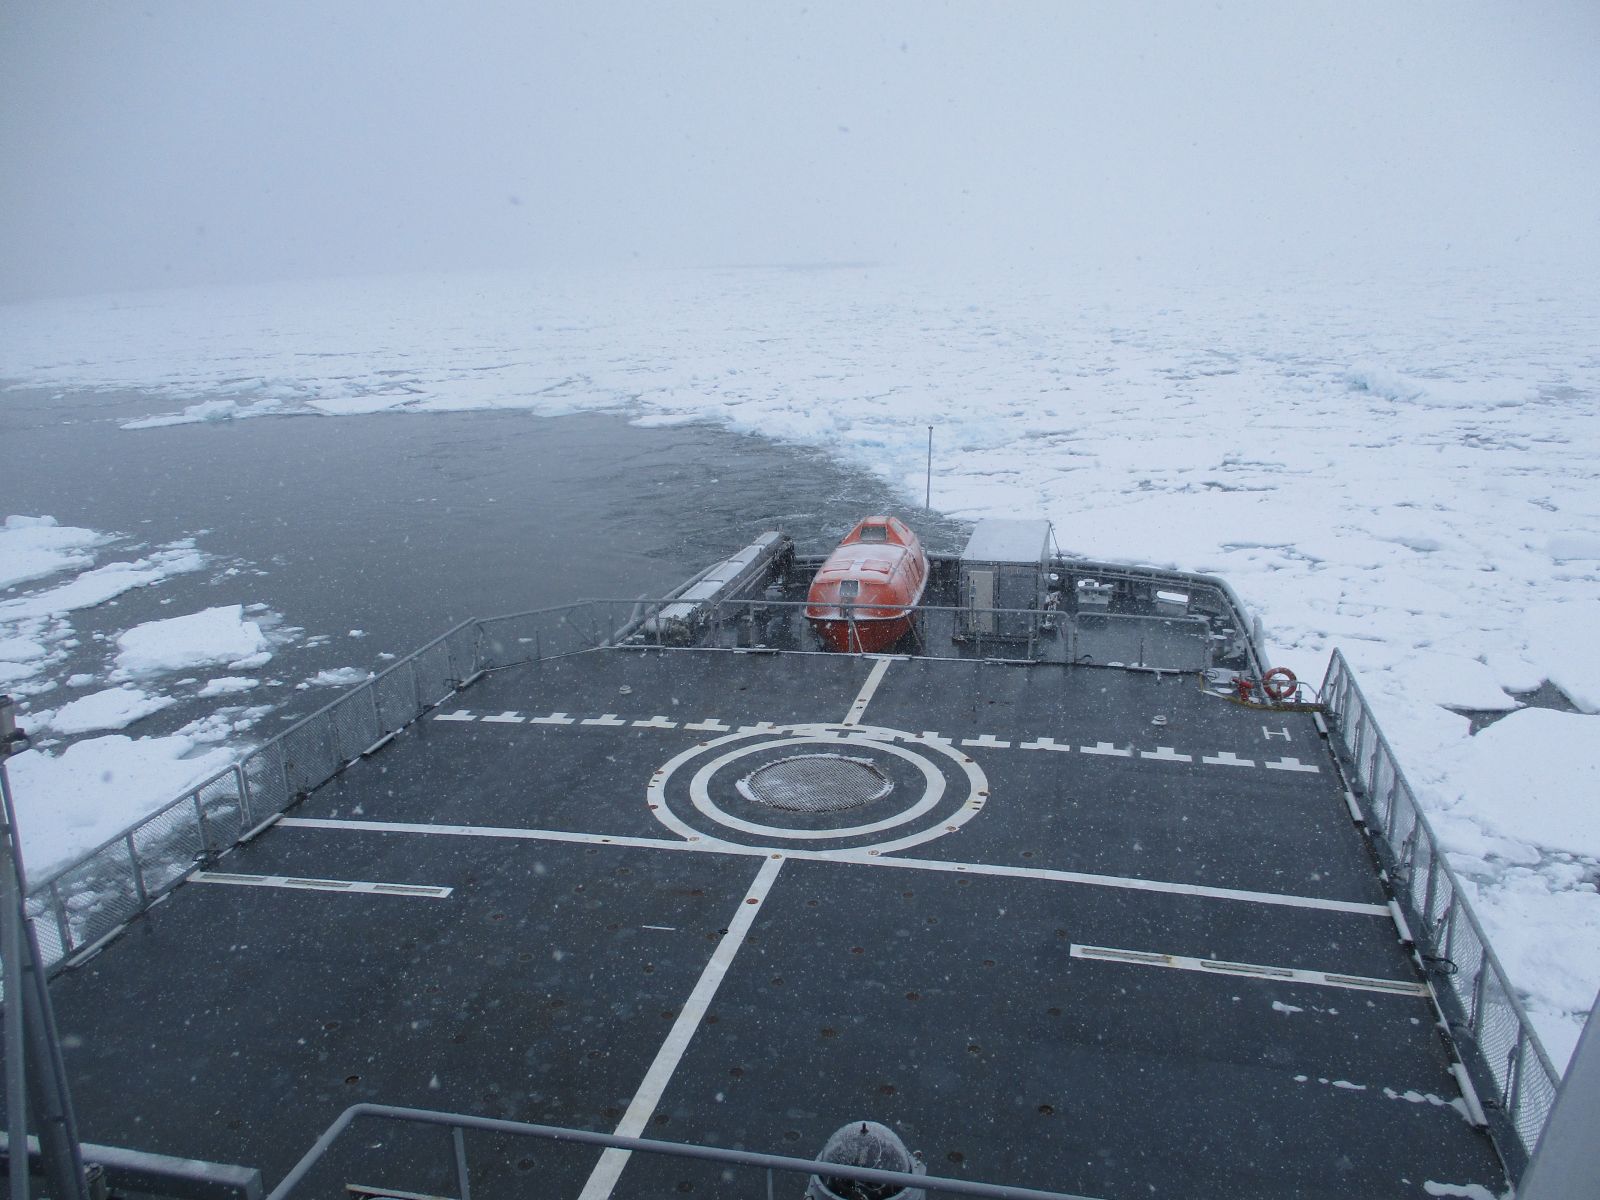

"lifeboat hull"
[804,516,929,653]
[808,613,916,654]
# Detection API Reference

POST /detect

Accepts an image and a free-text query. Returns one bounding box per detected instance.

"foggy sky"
[3,1,1598,302]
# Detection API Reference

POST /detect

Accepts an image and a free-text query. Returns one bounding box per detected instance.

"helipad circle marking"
[645,722,988,853]
[688,736,944,841]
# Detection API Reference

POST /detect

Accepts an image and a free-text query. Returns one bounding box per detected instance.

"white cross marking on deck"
[1019,737,1071,752]
[683,717,730,732]
[581,714,627,726]
[279,818,1387,916]
[738,721,780,734]
[1140,746,1193,763]
[1069,943,1427,997]
[1080,742,1133,757]
[192,872,452,899]
[577,855,785,1200]
[918,731,953,746]
[1264,757,1320,774]
[528,712,575,725]
[961,734,1011,749]
[632,716,678,729]
[1202,751,1256,768]
[433,710,476,722]
[481,711,525,724]
[841,656,894,726]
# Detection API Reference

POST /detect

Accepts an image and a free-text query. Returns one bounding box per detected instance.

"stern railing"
[1321,649,1560,1180]
[267,1103,1101,1200]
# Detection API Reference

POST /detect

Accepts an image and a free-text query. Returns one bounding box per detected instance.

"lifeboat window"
[839,579,861,600]
[857,524,888,542]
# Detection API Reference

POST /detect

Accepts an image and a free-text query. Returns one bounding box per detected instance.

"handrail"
[1320,648,1560,1181]
[267,1103,1103,1200]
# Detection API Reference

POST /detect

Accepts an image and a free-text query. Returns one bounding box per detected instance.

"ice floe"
[112,604,272,678]
[0,515,105,589]
[31,685,176,736]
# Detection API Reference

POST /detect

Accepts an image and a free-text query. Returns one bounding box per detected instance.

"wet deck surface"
[46,647,1506,1199]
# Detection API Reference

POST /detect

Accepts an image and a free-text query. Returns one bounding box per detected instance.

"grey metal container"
[958,518,1053,640]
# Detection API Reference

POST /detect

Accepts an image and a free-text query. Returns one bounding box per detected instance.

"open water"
[4,385,968,742]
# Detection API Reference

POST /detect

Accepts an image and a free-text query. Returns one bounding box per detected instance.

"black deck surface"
[43,646,1506,1199]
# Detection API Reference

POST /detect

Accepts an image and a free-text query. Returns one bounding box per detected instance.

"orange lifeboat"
[805,516,929,653]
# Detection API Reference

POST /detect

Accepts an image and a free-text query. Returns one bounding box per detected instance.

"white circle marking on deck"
[689,736,943,840]
[645,722,987,853]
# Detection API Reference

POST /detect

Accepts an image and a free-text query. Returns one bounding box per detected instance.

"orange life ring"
[1262,666,1298,701]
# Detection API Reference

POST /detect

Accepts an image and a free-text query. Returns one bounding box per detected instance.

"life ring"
[1262,667,1298,701]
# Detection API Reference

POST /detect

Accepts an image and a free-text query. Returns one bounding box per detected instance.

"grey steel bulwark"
[2,535,1537,1198]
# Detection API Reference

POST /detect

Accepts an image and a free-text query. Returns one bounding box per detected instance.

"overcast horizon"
[3,1,1598,304]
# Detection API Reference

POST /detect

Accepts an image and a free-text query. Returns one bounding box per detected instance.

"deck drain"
[736,754,892,813]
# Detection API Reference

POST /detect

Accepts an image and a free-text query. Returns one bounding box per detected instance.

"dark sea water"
[5,386,968,742]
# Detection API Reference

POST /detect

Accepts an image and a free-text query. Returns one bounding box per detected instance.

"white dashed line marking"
[1019,737,1071,752]
[1081,742,1133,758]
[193,872,452,898]
[430,707,1325,777]
[1203,751,1256,768]
[1070,944,1427,996]
[1265,757,1320,774]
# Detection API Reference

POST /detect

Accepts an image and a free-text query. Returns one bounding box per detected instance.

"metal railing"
[1320,649,1560,1181]
[268,1103,1102,1200]
[18,591,1226,975]
[21,603,603,973]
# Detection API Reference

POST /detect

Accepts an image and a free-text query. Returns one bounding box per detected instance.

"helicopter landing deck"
[41,645,1506,1200]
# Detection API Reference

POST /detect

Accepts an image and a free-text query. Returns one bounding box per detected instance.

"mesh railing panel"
[196,770,246,854]
[25,888,69,969]
[47,845,147,963]
[412,641,456,709]
[1513,1041,1560,1153]
[130,793,208,896]
[1320,650,1561,1180]
[445,624,480,682]
[1476,971,1526,1115]
[373,663,421,733]
[474,615,531,670]
[241,742,290,828]
[327,685,382,763]
[1443,904,1488,1024]
[279,719,338,799]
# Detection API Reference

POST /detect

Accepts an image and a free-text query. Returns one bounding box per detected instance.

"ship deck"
[43,644,1506,1199]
